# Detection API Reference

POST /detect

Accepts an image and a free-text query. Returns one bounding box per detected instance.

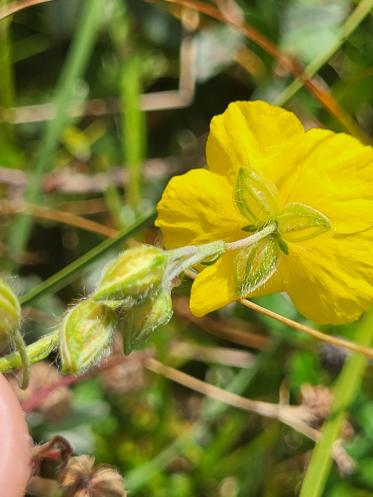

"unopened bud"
[122,289,173,353]
[0,278,21,343]
[59,300,116,375]
[93,246,167,302]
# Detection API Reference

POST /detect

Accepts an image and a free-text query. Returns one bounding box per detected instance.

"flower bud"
[93,246,167,303]
[121,289,173,353]
[0,278,21,344]
[59,300,116,375]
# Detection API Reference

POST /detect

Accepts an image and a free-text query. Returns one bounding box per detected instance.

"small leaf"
[234,168,278,224]
[278,202,331,242]
[234,237,279,297]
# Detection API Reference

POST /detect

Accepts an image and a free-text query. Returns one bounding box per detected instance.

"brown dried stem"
[185,269,373,359]
[145,357,353,471]
[2,200,117,238]
[240,298,373,359]
[0,0,52,21]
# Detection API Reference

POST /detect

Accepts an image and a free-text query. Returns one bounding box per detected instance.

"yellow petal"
[206,100,304,186]
[281,233,373,324]
[282,128,373,234]
[190,252,284,317]
[156,169,244,249]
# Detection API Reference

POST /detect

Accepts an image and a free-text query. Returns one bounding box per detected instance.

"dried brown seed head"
[300,384,333,421]
[59,455,127,497]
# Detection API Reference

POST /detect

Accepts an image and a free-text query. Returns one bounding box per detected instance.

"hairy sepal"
[278,202,331,242]
[234,167,278,225]
[234,237,279,297]
[121,288,173,354]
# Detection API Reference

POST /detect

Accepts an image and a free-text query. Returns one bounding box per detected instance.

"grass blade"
[275,0,373,107]
[20,209,156,305]
[7,0,101,261]
[0,1,14,145]
[299,309,373,497]
[121,54,146,211]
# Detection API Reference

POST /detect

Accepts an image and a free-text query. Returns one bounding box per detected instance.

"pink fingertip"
[0,374,31,497]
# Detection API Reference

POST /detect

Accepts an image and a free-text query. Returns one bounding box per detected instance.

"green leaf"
[234,168,278,225]
[234,236,279,297]
[277,202,331,242]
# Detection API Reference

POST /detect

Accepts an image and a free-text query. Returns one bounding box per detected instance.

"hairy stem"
[0,330,59,373]
[224,223,276,251]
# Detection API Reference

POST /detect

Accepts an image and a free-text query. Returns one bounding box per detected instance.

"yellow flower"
[156,101,373,324]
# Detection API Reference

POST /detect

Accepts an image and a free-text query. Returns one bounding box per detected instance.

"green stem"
[0,0,14,145]
[0,330,59,374]
[275,0,373,107]
[166,224,276,282]
[7,0,101,262]
[168,224,276,265]
[167,240,225,282]
[225,223,276,250]
[299,309,373,497]
[121,54,146,211]
[20,209,156,306]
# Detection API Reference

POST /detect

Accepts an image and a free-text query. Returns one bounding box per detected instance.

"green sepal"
[276,235,289,255]
[59,300,116,375]
[234,236,279,297]
[234,168,278,225]
[278,202,331,242]
[121,288,173,354]
[242,224,258,233]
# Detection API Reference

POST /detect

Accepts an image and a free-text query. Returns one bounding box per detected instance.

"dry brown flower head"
[59,455,127,497]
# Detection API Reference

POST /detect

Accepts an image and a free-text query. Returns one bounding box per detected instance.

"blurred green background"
[0,0,373,496]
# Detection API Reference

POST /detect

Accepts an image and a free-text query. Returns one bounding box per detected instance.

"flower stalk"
[0,330,59,373]
[224,223,276,251]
